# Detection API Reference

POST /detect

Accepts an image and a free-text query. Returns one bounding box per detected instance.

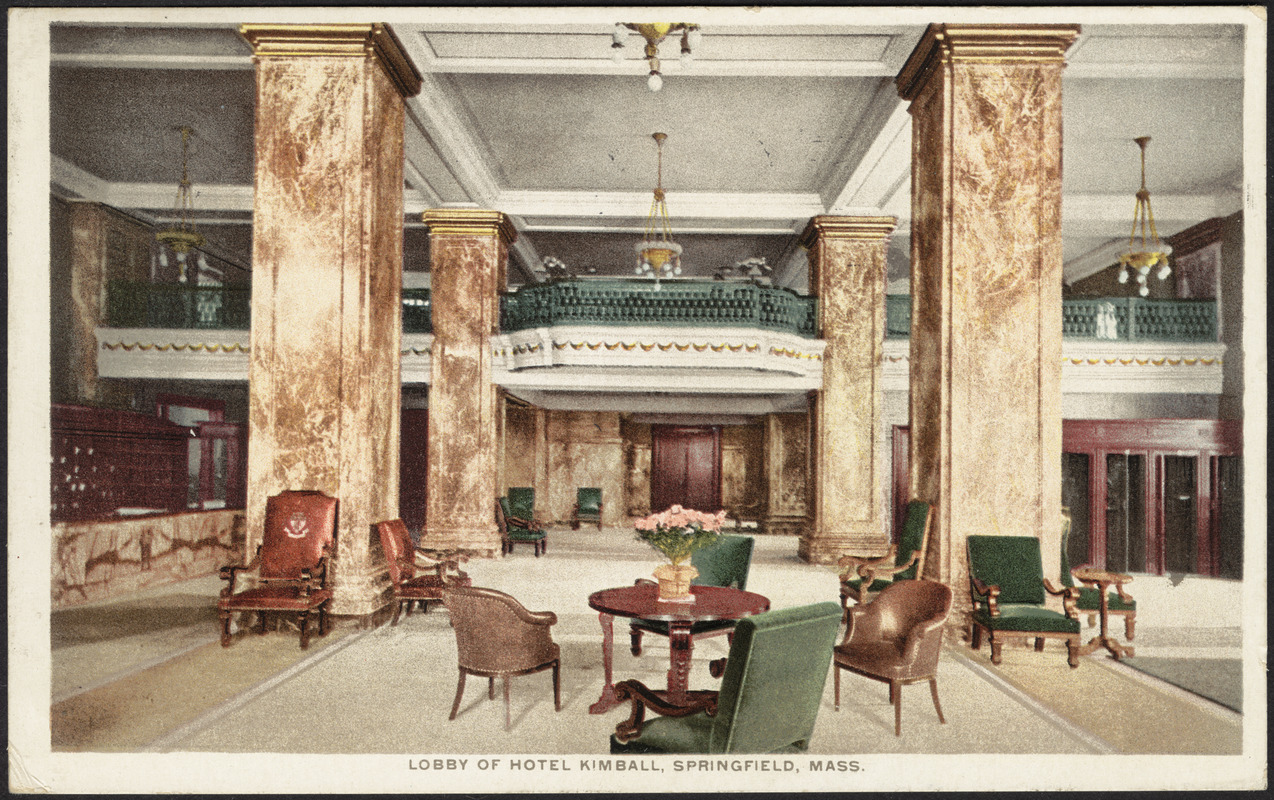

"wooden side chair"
[967,534,1082,668]
[572,487,603,530]
[375,518,471,626]
[217,490,337,649]
[833,579,952,736]
[610,602,841,754]
[496,497,547,556]
[839,500,933,615]
[441,586,561,731]
[1060,508,1137,640]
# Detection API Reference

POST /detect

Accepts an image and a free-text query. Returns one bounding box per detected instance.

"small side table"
[1072,567,1135,660]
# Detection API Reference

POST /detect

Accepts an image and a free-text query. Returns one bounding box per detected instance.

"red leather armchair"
[441,586,561,730]
[218,490,337,649]
[376,518,471,625]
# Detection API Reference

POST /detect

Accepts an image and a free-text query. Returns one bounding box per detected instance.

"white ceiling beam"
[50,53,250,70]
[498,189,825,225]
[51,155,108,202]
[827,95,911,211]
[404,73,503,208]
[1062,192,1242,238]
[107,180,253,212]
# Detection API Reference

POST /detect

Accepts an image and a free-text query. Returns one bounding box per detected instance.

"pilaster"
[798,216,896,563]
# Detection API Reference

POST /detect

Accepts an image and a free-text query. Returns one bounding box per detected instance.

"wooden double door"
[651,425,722,514]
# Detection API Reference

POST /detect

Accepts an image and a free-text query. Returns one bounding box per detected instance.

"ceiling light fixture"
[1116,136,1172,297]
[634,132,682,288]
[155,125,208,283]
[612,22,701,92]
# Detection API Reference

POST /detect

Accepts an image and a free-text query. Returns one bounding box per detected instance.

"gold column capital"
[799,215,897,249]
[239,23,422,98]
[897,23,1081,101]
[422,209,518,246]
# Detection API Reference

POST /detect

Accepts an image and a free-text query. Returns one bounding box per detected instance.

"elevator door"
[651,426,722,513]
[399,408,429,537]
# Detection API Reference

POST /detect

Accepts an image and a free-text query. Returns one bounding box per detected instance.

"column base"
[761,515,807,537]
[798,528,890,565]
[330,565,395,617]
[421,526,501,559]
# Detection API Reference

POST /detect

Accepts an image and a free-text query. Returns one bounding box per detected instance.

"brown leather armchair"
[375,519,471,626]
[217,490,337,649]
[441,586,561,730]
[832,579,953,736]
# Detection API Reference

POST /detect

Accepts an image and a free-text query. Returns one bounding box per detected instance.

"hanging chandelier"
[155,125,208,283]
[611,22,701,92]
[1116,136,1172,297]
[634,132,682,288]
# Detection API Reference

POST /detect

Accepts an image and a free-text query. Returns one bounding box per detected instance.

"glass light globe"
[647,71,663,92]
[1157,264,1171,281]
[1138,284,1149,297]
[1117,269,1128,284]
[613,24,625,46]
[158,250,168,268]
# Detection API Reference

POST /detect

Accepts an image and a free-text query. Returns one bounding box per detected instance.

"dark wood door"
[400,408,429,536]
[651,426,721,513]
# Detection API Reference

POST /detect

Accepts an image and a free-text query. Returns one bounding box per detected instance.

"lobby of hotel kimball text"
[8,6,1266,794]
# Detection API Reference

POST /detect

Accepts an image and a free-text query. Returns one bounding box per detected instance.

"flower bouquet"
[634,505,727,601]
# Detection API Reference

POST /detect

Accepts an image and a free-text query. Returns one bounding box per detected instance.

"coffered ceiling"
[43,9,1252,291]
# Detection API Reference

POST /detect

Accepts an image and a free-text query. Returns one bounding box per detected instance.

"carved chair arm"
[219,547,261,596]
[970,576,1001,617]
[1043,579,1080,618]
[1113,583,1135,604]
[612,680,718,743]
[861,550,921,584]
[837,545,896,581]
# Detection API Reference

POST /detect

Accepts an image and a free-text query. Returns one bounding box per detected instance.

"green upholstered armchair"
[1060,508,1137,640]
[610,602,842,754]
[967,534,1082,668]
[839,500,933,614]
[497,497,547,557]
[630,534,755,656]
[572,487,603,530]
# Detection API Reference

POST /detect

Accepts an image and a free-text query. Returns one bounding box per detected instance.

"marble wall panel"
[621,419,652,517]
[503,402,541,492]
[765,411,810,537]
[52,509,244,609]
[246,50,405,615]
[545,410,625,527]
[721,422,766,524]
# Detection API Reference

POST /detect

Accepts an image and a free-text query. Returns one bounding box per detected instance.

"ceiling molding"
[498,189,825,228]
[827,94,911,211]
[50,53,251,70]
[405,72,503,207]
[51,155,108,201]
[108,180,253,213]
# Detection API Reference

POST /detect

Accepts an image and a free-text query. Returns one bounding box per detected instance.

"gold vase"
[652,563,698,601]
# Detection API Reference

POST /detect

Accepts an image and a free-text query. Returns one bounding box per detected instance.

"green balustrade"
[500,280,818,337]
[106,281,251,330]
[885,295,1217,342]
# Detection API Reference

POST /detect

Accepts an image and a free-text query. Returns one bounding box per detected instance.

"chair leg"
[990,635,1003,665]
[1067,637,1080,668]
[971,623,982,650]
[449,670,467,721]
[298,610,311,649]
[318,605,329,637]
[391,600,403,627]
[257,611,269,635]
[1034,637,1045,652]
[504,676,512,731]
[892,679,902,737]
[552,660,562,711]
[1125,614,1136,641]
[219,610,232,647]
[489,677,496,700]
[929,677,945,724]
[833,665,841,711]
[630,627,643,657]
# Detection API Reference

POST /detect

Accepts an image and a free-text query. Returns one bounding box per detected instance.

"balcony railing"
[104,282,1216,343]
[501,279,819,337]
[885,295,1217,342]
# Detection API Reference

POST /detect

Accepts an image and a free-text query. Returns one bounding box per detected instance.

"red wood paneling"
[651,425,722,513]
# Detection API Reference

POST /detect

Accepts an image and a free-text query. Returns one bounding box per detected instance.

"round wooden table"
[1072,567,1135,660]
[587,583,770,714]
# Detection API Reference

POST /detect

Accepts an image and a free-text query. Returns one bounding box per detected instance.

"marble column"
[798,217,896,563]
[897,25,1078,623]
[421,209,515,556]
[762,410,811,537]
[240,24,421,616]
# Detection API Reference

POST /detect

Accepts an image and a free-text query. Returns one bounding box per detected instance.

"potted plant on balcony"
[634,505,727,601]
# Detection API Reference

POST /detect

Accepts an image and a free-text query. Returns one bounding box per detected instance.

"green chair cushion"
[507,487,536,521]
[967,535,1047,606]
[841,577,893,595]
[506,529,546,542]
[973,604,1080,634]
[576,488,603,517]
[1075,587,1137,611]
[691,535,754,591]
[893,500,930,580]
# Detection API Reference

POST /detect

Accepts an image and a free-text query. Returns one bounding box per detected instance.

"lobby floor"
[43,525,1260,792]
